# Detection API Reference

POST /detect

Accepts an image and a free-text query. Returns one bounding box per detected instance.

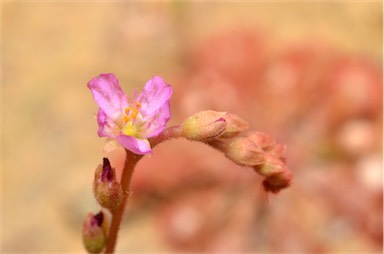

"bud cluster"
[83,158,126,253]
[181,110,292,193]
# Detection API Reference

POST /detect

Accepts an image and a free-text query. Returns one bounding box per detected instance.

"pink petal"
[97,109,119,137]
[88,73,128,120]
[143,101,171,138]
[117,135,152,155]
[138,76,172,118]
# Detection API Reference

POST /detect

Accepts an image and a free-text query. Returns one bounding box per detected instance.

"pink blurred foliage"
[128,28,382,252]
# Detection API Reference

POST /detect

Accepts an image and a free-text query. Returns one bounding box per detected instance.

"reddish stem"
[104,125,182,253]
[104,150,142,253]
[149,125,183,147]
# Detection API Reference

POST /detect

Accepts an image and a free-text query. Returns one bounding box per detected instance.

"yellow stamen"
[123,115,130,123]
[123,103,141,125]
[132,108,138,119]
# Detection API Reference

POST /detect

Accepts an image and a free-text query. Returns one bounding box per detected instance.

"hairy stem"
[149,125,183,147]
[104,150,142,253]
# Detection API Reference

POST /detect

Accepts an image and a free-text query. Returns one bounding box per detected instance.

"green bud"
[182,110,227,141]
[82,211,108,253]
[94,158,123,211]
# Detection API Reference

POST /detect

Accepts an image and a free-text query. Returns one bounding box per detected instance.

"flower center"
[123,101,141,123]
[122,102,142,136]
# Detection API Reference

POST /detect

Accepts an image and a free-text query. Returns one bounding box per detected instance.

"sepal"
[93,158,123,211]
[182,110,227,141]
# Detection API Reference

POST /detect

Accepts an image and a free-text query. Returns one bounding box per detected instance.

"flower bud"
[262,169,292,193]
[225,137,265,166]
[182,110,227,141]
[269,143,287,163]
[220,114,249,138]
[253,154,284,177]
[247,131,276,150]
[94,158,123,211]
[82,211,108,253]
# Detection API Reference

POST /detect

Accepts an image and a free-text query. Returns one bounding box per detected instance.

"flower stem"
[104,150,142,253]
[149,125,183,147]
[104,126,183,253]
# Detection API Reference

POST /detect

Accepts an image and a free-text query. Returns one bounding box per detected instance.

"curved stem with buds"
[100,112,292,253]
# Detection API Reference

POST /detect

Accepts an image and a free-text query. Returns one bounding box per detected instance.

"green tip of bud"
[94,158,124,211]
[82,211,108,253]
[182,110,228,141]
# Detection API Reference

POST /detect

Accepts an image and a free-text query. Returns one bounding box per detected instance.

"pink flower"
[88,74,172,155]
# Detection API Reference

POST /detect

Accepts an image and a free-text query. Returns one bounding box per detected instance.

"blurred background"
[1,1,382,253]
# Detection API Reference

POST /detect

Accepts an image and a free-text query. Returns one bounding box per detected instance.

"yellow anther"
[124,107,131,114]
[123,115,131,123]
[131,108,138,119]
[123,103,141,123]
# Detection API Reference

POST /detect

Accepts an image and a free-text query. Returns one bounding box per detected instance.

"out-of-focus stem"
[104,150,142,253]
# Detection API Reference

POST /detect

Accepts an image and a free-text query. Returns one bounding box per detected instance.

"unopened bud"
[94,158,123,211]
[269,143,287,163]
[182,110,227,141]
[220,114,249,138]
[225,137,265,166]
[262,169,292,193]
[247,131,276,151]
[254,154,284,177]
[82,211,108,253]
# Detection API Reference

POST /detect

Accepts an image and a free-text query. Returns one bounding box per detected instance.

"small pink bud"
[94,158,123,211]
[182,110,227,141]
[82,211,108,253]
[225,137,265,166]
[220,114,249,138]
